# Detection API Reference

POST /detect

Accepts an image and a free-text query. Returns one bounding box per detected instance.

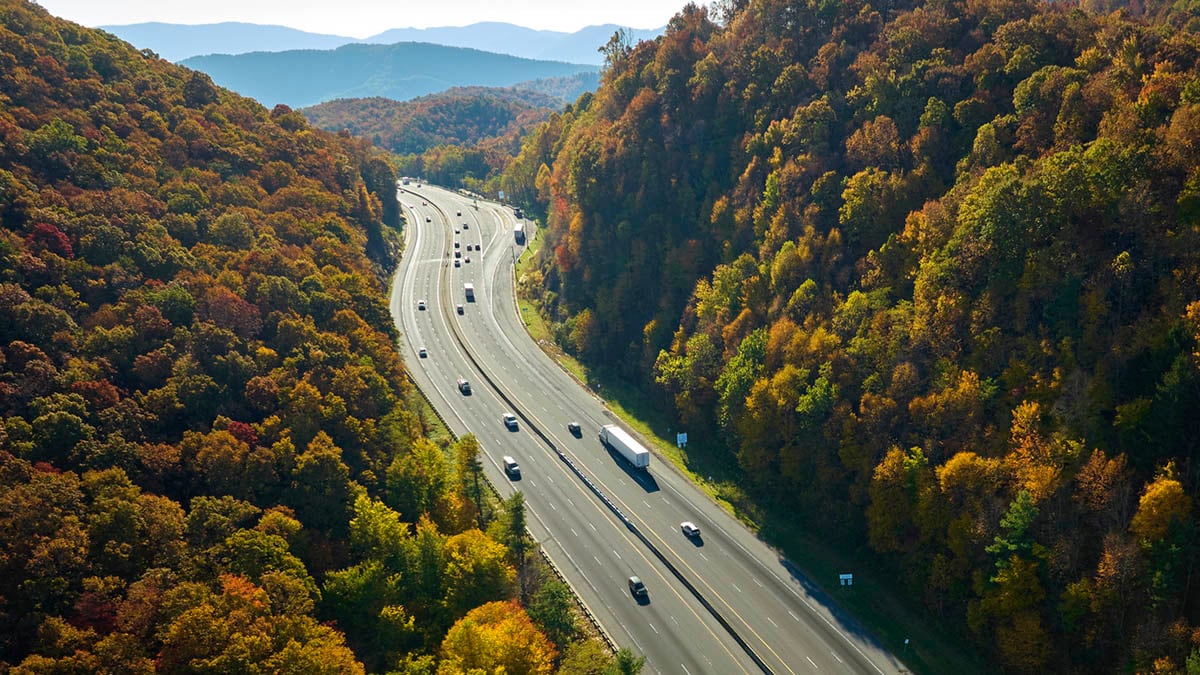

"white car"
[418,347,427,358]
[681,521,700,538]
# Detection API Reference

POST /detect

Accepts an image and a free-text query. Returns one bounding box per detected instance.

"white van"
[502,456,520,477]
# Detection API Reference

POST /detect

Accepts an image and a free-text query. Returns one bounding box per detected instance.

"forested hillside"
[0,1,595,671]
[303,88,559,156]
[505,0,1200,670]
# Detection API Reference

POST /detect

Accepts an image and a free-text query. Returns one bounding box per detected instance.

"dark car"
[628,576,647,598]
[567,422,581,436]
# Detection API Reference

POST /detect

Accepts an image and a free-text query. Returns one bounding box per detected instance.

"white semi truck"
[599,424,650,469]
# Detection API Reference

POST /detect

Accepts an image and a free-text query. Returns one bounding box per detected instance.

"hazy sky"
[36,0,687,36]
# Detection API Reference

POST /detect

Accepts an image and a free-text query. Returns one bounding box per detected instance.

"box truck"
[464,283,475,301]
[599,425,650,469]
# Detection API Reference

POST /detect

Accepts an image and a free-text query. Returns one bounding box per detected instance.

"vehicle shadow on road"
[603,444,661,493]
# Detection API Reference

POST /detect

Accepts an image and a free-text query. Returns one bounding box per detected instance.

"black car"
[628,576,647,598]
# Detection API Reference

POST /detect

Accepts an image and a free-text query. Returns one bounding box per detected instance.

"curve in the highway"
[391,184,909,675]
[392,188,756,675]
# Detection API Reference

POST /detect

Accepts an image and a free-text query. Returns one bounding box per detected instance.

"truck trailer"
[598,425,650,469]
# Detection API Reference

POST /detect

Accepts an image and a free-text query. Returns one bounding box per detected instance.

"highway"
[389,184,909,675]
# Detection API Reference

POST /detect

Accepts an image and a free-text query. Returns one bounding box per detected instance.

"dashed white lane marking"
[753,577,764,587]
[831,652,843,664]
[570,528,578,537]
[766,616,778,627]
[806,656,818,669]
[731,583,742,593]
[789,610,800,621]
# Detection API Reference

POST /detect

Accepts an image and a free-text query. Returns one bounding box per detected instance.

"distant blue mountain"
[365,22,664,65]
[180,42,599,108]
[101,21,664,66]
[99,22,354,62]
[535,24,665,64]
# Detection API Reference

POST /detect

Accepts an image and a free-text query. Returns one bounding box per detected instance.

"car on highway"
[681,521,700,538]
[457,378,471,394]
[456,304,464,314]
[463,223,469,229]
[502,456,520,477]
[502,413,518,430]
[456,211,462,216]
[417,300,426,310]
[425,216,431,222]
[628,576,647,598]
[567,422,581,436]
[418,347,427,358]
[455,228,460,234]
[464,256,470,263]
[454,250,461,258]
[454,241,460,248]
[454,259,461,267]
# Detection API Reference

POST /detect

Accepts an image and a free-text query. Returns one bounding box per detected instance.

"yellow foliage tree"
[1130,475,1192,543]
[438,600,554,675]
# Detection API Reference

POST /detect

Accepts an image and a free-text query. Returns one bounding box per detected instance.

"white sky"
[36,0,687,36]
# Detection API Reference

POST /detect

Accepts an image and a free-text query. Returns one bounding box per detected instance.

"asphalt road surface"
[389,184,909,675]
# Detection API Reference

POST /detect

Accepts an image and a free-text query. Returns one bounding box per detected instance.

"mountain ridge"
[100,20,664,64]
[180,41,598,108]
